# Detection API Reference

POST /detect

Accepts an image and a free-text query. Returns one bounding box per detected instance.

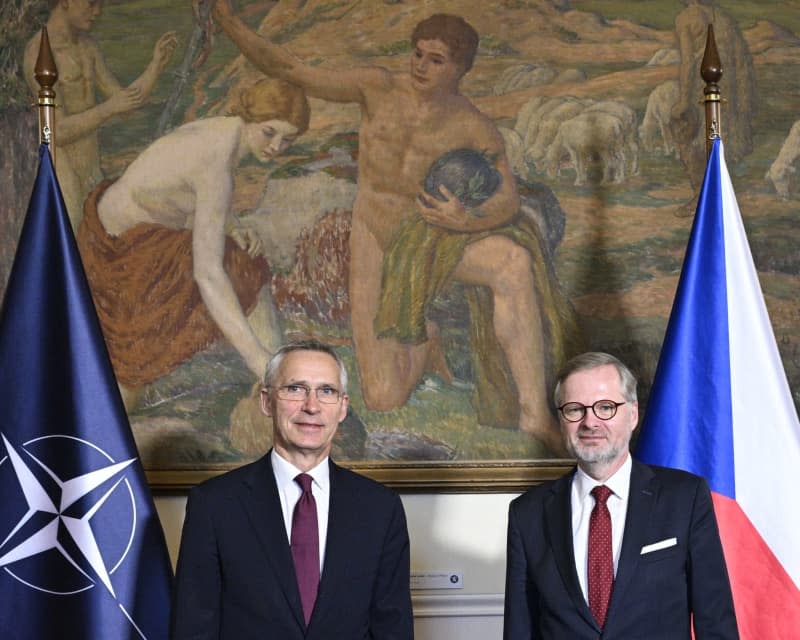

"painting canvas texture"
[2,0,799,476]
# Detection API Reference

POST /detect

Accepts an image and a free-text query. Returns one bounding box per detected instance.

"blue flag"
[636,139,800,636]
[0,146,173,639]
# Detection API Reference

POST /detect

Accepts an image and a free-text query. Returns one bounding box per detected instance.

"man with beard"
[503,352,738,639]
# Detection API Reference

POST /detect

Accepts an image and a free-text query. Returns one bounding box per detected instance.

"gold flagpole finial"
[34,27,58,160]
[701,24,723,158]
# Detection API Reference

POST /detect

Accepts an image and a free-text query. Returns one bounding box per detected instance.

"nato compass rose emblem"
[0,432,138,600]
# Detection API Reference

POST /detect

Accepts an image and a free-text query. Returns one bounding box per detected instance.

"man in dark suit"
[172,339,414,639]
[504,352,738,639]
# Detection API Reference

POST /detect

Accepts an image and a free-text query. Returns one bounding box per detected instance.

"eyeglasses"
[557,400,626,422]
[269,383,342,404]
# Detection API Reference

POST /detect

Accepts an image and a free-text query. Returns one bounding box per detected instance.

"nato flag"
[0,146,173,639]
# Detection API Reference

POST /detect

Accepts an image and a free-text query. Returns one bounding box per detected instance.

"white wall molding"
[412,593,504,619]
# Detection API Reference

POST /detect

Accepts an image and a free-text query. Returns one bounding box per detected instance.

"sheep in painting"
[639,80,679,157]
[584,99,640,176]
[524,96,588,173]
[546,110,627,186]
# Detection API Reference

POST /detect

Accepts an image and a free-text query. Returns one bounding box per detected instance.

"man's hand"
[152,31,179,73]
[417,185,468,230]
[127,31,178,101]
[106,86,145,116]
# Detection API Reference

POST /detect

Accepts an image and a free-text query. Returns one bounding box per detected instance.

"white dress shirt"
[271,450,330,573]
[570,454,632,603]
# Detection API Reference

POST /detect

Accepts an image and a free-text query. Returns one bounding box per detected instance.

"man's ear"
[337,394,349,424]
[630,401,639,431]
[260,388,272,417]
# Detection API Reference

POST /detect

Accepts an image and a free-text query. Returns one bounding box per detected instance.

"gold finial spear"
[701,23,723,158]
[34,27,58,162]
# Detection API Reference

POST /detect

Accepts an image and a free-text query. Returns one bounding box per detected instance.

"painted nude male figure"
[23,0,177,229]
[214,3,577,453]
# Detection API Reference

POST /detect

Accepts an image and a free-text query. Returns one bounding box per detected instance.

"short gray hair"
[263,339,348,393]
[553,351,637,406]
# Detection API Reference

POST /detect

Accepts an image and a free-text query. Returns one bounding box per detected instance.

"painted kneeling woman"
[77,78,310,410]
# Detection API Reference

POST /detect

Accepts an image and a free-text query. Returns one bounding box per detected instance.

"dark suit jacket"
[503,459,738,639]
[171,451,413,639]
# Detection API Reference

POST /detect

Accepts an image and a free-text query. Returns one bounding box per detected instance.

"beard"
[566,429,629,466]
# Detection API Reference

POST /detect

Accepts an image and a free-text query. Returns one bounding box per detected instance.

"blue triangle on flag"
[636,139,735,499]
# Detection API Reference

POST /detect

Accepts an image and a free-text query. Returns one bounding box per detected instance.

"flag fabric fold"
[0,145,172,639]
[636,139,800,637]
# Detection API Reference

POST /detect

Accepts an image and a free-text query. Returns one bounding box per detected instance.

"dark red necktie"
[291,473,319,626]
[588,484,614,628]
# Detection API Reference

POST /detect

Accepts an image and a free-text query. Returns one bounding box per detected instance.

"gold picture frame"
[147,459,575,493]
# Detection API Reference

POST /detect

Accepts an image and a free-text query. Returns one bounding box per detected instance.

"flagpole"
[33,27,58,163]
[1,79,174,635]
[701,24,722,158]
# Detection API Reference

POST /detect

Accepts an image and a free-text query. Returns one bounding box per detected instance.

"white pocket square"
[640,537,677,555]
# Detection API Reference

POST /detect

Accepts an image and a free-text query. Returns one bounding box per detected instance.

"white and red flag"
[636,139,800,637]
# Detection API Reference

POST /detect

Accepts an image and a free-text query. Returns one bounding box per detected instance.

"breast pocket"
[640,544,682,564]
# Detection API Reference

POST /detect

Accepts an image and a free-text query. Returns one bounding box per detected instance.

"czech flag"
[635,139,800,637]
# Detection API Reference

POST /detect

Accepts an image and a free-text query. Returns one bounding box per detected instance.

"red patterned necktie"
[588,484,614,628]
[291,473,320,626]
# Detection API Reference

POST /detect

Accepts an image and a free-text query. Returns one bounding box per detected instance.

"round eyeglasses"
[269,384,342,404]
[557,400,626,422]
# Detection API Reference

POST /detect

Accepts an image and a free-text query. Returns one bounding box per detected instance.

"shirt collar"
[573,453,632,503]
[271,449,331,493]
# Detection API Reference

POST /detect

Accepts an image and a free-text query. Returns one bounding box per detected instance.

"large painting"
[2,0,799,490]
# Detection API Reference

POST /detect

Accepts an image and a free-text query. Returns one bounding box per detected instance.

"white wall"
[155,492,518,640]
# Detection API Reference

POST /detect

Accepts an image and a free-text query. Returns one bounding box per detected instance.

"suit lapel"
[240,450,306,631]
[309,460,349,628]
[606,459,656,627]
[544,469,598,629]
